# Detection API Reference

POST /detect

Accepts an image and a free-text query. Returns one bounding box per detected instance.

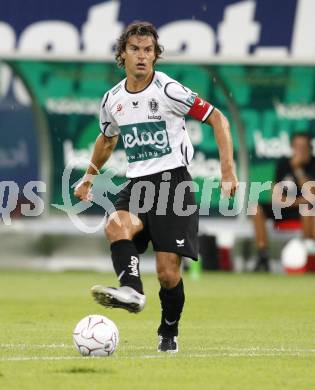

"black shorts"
[113,166,199,261]
[260,202,300,220]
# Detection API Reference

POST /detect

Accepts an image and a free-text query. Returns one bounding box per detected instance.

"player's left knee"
[157,268,180,289]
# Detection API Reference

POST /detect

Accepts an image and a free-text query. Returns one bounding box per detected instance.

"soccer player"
[74,22,238,353]
[253,133,315,271]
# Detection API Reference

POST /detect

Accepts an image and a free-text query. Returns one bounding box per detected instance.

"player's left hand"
[221,172,239,198]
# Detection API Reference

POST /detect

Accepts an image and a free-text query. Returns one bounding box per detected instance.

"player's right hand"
[74,178,93,202]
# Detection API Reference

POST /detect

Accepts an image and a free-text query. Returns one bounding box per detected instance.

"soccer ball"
[73,314,119,357]
[281,238,307,273]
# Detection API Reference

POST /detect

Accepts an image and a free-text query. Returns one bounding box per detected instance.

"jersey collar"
[124,71,155,94]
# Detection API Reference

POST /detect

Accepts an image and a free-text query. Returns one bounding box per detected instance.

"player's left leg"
[156,251,184,353]
[252,204,270,271]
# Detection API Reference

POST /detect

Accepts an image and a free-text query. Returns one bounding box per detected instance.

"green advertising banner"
[5,60,315,215]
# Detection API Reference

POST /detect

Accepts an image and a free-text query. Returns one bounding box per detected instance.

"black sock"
[258,248,269,263]
[110,239,143,294]
[157,279,185,337]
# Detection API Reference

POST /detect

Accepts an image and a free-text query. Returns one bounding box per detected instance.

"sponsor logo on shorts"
[176,239,185,247]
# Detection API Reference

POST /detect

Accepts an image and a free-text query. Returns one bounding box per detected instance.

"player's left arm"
[206,108,238,197]
[162,81,238,196]
[187,97,238,197]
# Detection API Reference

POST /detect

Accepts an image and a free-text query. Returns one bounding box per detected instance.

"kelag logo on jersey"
[120,121,171,162]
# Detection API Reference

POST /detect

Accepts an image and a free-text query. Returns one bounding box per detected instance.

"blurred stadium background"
[1,0,315,273]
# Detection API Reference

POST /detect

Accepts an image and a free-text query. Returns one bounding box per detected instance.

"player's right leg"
[252,204,270,271]
[91,210,146,313]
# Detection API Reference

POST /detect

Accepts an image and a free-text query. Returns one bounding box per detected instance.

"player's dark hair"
[115,21,163,68]
[290,132,312,145]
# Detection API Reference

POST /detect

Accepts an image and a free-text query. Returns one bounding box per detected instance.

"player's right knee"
[105,219,119,240]
[105,218,130,242]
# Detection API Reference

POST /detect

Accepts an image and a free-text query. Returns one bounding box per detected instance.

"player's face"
[292,136,312,162]
[122,35,156,78]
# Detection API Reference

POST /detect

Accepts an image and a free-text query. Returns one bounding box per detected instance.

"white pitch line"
[1,344,315,353]
[0,343,73,349]
[1,352,315,362]
[0,356,85,362]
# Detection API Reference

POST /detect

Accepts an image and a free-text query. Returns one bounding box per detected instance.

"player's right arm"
[74,134,118,201]
[74,91,120,201]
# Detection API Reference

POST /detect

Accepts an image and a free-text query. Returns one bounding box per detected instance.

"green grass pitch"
[0,270,315,389]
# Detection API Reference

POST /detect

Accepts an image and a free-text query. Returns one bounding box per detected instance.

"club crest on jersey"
[148,98,161,120]
[148,98,159,113]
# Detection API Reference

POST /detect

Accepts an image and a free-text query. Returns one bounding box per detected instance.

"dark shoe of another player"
[157,335,178,353]
[253,256,270,272]
[91,285,146,313]
[253,248,270,272]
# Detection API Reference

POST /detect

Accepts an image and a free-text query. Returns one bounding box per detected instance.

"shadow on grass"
[57,367,114,375]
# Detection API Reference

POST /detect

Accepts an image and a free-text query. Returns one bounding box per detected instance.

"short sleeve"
[164,82,197,116]
[99,93,120,137]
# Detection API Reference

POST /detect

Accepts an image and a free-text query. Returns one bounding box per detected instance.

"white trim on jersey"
[202,105,214,122]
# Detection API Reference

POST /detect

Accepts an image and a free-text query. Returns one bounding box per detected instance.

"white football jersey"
[99,71,198,178]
